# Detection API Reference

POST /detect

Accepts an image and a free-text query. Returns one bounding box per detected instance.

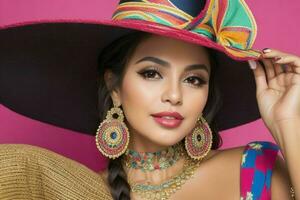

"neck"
[122,125,187,184]
[122,143,189,189]
[123,142,184,172]
[127,127,171,153]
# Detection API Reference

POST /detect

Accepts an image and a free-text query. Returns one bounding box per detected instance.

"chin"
[147,133,185,147]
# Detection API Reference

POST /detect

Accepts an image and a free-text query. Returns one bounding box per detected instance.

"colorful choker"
[123,143,184,172]
[129,156,201,200]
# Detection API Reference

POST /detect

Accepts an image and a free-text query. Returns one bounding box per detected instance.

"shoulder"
[192,141,282,178]
[185,146,246,199]
[191,141,282,199]
[203,143,246,169]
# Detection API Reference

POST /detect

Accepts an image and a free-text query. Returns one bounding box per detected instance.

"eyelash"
[137,68,207,87]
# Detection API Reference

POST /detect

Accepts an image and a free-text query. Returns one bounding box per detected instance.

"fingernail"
[248,60,257,69]
[262,48,271,53]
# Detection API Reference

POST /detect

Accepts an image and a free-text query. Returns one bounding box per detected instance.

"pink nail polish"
[262,48,271,53]
[248,60,257,69]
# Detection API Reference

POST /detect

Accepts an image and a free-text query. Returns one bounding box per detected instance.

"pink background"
[0,0,299,172]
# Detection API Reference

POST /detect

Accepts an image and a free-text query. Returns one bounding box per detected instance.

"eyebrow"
[135,56,209,73]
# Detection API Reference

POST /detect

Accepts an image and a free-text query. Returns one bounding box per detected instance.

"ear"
[104,70,122,106]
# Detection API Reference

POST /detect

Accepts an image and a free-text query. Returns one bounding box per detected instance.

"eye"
[138,68,162,80]
[184,76,207,87]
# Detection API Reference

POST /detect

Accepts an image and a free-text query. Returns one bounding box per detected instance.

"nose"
[161,80,183,106]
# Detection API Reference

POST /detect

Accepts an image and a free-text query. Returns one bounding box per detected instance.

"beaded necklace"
[123,143,202,200]
[127,152,201,200]
[123,143,184,172]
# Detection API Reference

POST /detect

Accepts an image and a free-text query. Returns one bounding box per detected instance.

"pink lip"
[151,112,184,119]
[151,112,184,128]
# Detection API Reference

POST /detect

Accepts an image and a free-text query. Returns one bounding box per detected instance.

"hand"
[249,48,300,137]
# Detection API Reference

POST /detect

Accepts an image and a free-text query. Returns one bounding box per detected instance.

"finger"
[274,55,300,69]
[261,48,287,59]
[261,48,300,73]
[275,65,286,86]
[249,60,268,94]
[265,50,285,75]
[273,61,284,75]
[281,64,294,73]
[284,72,295,87]
[260,58,275,80]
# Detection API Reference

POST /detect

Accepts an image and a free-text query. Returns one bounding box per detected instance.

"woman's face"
[110,34,211,150]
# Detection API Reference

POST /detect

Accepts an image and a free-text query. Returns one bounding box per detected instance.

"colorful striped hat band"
[112,0,260,58]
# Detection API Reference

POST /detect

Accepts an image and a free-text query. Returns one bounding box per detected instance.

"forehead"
[129,34,210,65]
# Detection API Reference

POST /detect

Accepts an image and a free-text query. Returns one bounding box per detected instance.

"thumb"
[248,60,268,95]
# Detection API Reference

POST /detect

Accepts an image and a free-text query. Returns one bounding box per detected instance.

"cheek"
[182,85,209,125]
[184,86,208,110]
[119,73,158,123]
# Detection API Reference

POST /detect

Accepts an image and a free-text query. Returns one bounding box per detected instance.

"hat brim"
[0,20,260,134]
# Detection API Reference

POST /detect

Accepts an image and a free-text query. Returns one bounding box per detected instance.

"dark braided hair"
[97,31,223,200]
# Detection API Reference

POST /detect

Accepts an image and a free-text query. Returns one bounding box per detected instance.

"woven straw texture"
[0,144,113,200]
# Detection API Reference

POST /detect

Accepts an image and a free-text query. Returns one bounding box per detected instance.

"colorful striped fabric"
[240,141,280,200]
[112,0,261,58]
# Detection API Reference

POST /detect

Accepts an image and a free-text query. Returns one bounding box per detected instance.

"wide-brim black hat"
[0,0,261,136]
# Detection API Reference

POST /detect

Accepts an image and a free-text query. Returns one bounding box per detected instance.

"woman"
[0,0,299,199]
[95,31,298,200]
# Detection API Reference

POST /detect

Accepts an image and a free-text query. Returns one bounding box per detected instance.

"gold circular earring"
[185,116,213,160]
[95,103,130,159]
